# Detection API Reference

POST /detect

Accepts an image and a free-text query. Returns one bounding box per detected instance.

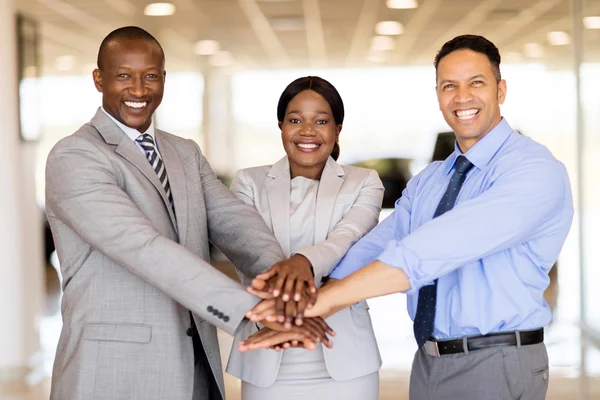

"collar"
[267,155,345,179]
[100,107,155,143]
[442,117,514,175]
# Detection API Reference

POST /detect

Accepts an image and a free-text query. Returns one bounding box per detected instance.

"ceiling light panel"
[144,3,176,16]
[375,21,404,35]
[387,0,418,9]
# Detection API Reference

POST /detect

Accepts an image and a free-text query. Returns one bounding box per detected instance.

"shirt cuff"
[376,240,432,295]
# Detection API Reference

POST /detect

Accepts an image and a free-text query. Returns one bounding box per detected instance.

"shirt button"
[207,306,213,313]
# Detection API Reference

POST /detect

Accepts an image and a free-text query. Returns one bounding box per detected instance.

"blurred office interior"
[1,0,600,398]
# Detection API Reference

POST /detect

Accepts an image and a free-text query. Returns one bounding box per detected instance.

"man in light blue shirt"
[242,34,573,400]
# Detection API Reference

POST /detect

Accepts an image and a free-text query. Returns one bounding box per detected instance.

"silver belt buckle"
[424,340,440,357]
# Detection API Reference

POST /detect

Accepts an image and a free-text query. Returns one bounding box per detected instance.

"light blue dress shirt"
[330,118,574,339]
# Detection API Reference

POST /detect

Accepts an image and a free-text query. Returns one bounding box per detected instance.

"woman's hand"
[247,254,318,327]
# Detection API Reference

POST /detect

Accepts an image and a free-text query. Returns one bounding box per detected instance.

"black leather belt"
[424,328,544,357]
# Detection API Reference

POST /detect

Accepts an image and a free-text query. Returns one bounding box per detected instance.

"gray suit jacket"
[226,156,383,386]
[45,109,284,400]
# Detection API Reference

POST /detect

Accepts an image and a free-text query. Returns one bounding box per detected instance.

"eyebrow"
[439,74,487,85]
[286,110,331,115]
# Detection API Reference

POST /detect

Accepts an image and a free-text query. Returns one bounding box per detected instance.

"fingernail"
[282,295,289,301]
[273,290,279,296]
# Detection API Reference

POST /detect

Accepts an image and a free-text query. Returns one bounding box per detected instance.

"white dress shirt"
[100,107,160,156]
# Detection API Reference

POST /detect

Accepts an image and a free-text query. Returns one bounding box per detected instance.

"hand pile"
[239,254,335,352]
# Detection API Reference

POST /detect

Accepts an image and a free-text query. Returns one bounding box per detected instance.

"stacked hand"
[241,255,335,352]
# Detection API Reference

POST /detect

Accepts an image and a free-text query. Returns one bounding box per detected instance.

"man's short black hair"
[434,34,502,82]
[97,26,165,70]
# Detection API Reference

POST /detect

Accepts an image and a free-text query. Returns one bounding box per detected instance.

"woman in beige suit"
[226,76,384,399]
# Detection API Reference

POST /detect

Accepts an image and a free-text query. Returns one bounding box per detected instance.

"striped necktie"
[135,133,173,208]
[413,155,474,348]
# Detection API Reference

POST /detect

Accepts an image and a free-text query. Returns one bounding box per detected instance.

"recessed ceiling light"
[547,31,570,46]
[503,52,523,63]
[386,0,418,9]
[375,21,404,35]
[195,40,220,55]
[583,16,600,29]
[523,43,544,58]
[55,55,76,71]
[210,50,233,67]
[144,3,176,16]
[367,51,388,63]
[371,35,395,51]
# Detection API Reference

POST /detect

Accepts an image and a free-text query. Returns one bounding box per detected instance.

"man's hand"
[240,317,335,352]
[247,254,317,327]
[238,327,316,352]
[246,299,335,348]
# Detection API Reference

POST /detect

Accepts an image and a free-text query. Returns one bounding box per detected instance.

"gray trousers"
[409,342,549,400]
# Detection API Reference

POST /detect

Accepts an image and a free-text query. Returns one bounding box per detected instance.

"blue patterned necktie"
[413,155,474,348]
[135,134,174,208]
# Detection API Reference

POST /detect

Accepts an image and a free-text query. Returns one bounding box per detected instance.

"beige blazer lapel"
[91,110,178,230]
[266,156,291,257]
[155,131,186,242]
[314,157,345,244]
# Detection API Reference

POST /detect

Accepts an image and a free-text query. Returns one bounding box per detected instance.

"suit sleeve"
[295,169,384,280]
[46,136,258,336]
[192,141,285,280]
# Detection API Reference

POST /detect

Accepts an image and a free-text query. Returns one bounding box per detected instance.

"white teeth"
[456,109,478,120]
[125,101,147,109]
[297,143,319,149]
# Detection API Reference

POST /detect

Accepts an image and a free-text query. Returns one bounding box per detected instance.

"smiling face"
[93,38,165,133]
[279,89,342,179]
[436,49,506,152]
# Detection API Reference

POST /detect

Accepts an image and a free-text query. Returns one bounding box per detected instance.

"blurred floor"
[2,262,600,399]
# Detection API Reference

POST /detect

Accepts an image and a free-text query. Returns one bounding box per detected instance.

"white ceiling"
[14,0,600,75]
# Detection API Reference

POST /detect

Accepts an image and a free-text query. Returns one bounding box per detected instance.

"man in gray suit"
[45,26,329,400]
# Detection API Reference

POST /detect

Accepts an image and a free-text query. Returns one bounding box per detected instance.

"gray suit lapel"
[156,131,187,244]
[314,157,344,244]
[266,157,291,257]
[91,109,178,230]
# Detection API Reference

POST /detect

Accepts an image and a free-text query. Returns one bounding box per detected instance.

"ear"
[336,124,342,139]
[163,70,167,83]
[278,121,283,130]
[497,79,507,105]
[92,69,103,93]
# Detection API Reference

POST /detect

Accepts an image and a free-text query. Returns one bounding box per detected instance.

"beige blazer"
[45,109,285,400]
[226,156,384,387]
